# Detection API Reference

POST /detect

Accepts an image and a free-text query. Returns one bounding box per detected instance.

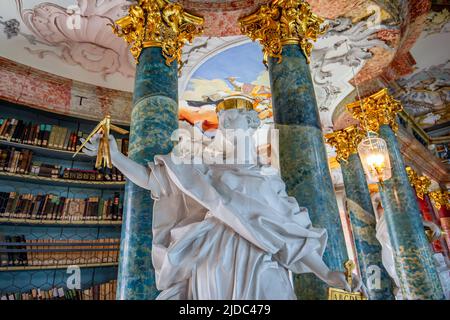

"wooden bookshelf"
[0,217,122,227]
[0,139,93,161]
[0,171,125,189]
[0,262,118,272]
[0,100,124,294]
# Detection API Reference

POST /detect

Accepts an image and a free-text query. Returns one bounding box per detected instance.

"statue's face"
[218,109,260,131]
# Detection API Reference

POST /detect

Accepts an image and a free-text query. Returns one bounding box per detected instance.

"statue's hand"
[424,220,442,241]
[326,271,368,298]
[80,133,100,157]
[81,133,119,157]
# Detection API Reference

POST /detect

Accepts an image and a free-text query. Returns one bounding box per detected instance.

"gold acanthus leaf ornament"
[239,0,327,66]
[346,88,403,133]
[325,125,364,163]
[429,190,450,210]
[405,166,431,200]
[112,0,204,68]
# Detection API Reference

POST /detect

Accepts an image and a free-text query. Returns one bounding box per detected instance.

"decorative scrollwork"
[112,0,204,67]
[429,190,450,210]
[325,125,364,163]
[405,166,431,200]
[239,0,327,66]
[346,88,403,133]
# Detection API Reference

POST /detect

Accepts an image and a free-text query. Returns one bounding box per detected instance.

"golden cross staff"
[73,115,129,169]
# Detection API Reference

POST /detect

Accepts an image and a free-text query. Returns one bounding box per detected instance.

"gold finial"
[112,0,204,66]
[405,166,431,200]
[346,88,403,133]
[325,125,364,163]
[429,190,450,210]
[239,0,327,66]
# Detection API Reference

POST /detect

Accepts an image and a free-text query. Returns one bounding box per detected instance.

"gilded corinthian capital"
[346,88,403,133]
[325,125,364,163]
[112,0,204,66]
[239,0,327,66]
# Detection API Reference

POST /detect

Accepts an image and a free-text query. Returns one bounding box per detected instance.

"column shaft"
[378,124,444,299]
[341,153,394,300]
[117,47,178,300]
[269,45,348,299]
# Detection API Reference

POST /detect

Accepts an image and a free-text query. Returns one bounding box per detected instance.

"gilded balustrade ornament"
[325,125,364,163]
[112,0,204,66]
[239,0,327,66]
[429,190,450,210]
[347,88,403,133]
[405,166,431,200]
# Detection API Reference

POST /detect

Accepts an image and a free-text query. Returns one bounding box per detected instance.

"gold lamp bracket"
[73,115,129,169]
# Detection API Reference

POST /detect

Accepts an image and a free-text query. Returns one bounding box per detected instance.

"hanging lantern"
[357,131,392,185]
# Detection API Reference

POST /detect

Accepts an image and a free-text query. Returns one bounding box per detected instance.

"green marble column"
[116,47,178,300]
[340,153,394,300]
[269,45,348,300]
[378,124,444,299]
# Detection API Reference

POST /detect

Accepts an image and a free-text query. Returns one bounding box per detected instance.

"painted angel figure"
[82,103,365,299]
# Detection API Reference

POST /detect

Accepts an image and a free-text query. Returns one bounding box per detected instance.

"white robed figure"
[83,102,364,299]
[372,193,448,299]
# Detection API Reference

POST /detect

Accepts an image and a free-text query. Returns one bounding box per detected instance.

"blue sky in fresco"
[189,42,265,87]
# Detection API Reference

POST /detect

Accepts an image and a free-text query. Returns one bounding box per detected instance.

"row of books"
[0,192,123,221]
[0,118,129,154]
[62,167,124,181]
[0,147,125,181]
[0,147,62,177]
[0,236,120,267]
[1,279,117,300]
[0,118,84,151]
[0,148,33,174]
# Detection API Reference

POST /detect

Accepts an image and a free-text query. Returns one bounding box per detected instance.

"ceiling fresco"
[388,7,450,136]
[0,0,134,90]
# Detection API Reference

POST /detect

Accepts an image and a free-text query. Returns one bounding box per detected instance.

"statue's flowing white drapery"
[147,154,327,299]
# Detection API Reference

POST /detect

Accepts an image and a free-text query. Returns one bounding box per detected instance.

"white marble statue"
[82,108,364,299]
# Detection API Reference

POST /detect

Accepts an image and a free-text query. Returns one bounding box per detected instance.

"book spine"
[58,127,68,149]
[48,125,57,149]
[62,129,71,150]
[42,124,52,147]
[37,124,44,146]
[0,118,9,139]
[4,119,15,141]
[4,148,14,172]
[11,120,23,142]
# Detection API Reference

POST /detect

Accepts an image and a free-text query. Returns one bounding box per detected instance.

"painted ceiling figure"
[181,75,273,135]
[82,102,365,299]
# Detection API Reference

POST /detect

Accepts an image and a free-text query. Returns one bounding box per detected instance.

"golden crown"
[216,95,254,113]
